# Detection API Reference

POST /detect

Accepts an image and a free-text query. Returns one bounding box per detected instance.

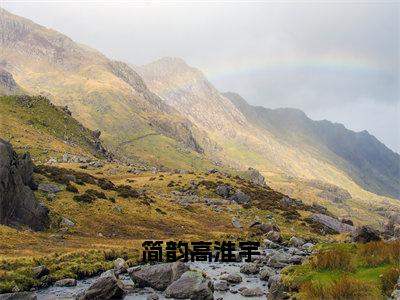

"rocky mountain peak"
[0,68,18,94]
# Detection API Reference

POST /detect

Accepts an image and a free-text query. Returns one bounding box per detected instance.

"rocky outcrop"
[0,68,18,95]
[310,213,355,234]
[0,139,48,230]
[247,167,266,186]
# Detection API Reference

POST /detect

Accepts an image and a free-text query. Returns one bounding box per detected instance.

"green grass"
[282,241,400,299]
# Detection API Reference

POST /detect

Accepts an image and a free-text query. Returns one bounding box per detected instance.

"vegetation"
[283,240,400,299]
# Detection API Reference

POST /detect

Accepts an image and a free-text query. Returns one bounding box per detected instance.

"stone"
[0,292,37,299]
[164,270,213,299]
[54,278,77,287]
[259,266,276,281]
[301,242,315,251]
[247,167,266,186]
[232,217,242,228]
[220,273,242,284]
[267,274,281,288]
[46,193,56,201]
[129,261,189,290]
[38,183,65,193]
[32,265,49,278]
[0,140,48,230]
[229,190,250,204]
[213,280,229,291]
[352,225,381,243]
[216,185,231,198]
[114,258,129,274]
[249,216,262,227]
[240,263,260,274]
[239,287,264,297]
[252,223,274,234]
[81,270,124,300]
[265,231,281,243]
[288,236,305,248]
[267,278,289,300]
[147,294,159,300]
[60,217,75,227]
[311,213,355,233]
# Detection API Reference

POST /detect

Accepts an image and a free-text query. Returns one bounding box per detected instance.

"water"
[36,261,268,299]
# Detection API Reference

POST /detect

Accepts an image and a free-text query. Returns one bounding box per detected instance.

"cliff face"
[0,139,49,230]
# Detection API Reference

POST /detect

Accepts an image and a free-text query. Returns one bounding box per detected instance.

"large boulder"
[0,140,48,230]
[81,270,124,300]
[229,190,250,204]
[352,225,381,243]
[311,213,355,234]
[113,258,128,274]
[240,263,260,274]
[164,270,213,300]
[129,261,189,290]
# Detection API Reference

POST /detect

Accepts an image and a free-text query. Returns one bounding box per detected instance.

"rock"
[288,237,305,248]
[288,255,304,264]
[267,274,281,288]
[0,292,37,299]
[216,185,231,198]
[32,265,49,278]
[252,223,274,234]
[311,213,355,233]
[264,239,281,249]
[38,183,65,193]
[247,167,266,186]
[81,270,124,300]
[301,242,315,251]
[114,258,129,274]
[267,278,289,300]
[341,218,354,226]
[60,217,75,227]
[0,140,48,230]
[352,225,381,243]
[55,278,77,287]
[164,270,213,299]
[391,276,400,300]
[259,266,276,281]
[232,217,242,228]
[266,250,291,268]
[46,193,56,201]
[213,280,229,291]
[265,231,281,243]
[220,273,242,284]
[229,190,250,204]
[129,261,189,290]
[240,263,260,274]
[147,294,159,300]
[93,129,101,139]
[249,216,262,227]
[239,287,264,297]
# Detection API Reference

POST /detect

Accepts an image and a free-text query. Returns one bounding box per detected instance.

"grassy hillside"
[0,95,106,163]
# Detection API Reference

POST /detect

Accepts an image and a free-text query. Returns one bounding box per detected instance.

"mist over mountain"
[225,92,400,199]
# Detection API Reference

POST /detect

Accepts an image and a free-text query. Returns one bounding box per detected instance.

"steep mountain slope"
[225,92,400,199]
[0,68,24,95]
[0,8,209,170]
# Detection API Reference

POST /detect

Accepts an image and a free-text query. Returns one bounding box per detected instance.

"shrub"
[302,276,377,300]
[310,248,353,271]
[359,240,400,267]
[380,267,400,296]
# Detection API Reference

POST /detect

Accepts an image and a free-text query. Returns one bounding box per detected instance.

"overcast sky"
[2,1,399,152]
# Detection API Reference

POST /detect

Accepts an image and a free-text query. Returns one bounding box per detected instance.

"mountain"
[225,92,400,199]
[137,57,400,225]
[0,8,212,170]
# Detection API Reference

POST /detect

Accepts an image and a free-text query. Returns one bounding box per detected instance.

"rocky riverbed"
[30,238,313,300]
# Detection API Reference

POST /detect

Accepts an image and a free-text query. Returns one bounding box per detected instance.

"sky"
[2,0,399,152]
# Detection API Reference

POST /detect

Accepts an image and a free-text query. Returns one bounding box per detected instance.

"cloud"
[2,1,399,151]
